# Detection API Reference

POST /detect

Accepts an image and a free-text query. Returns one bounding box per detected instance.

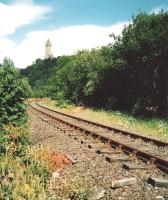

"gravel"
[34,103,168,160]
[28,107,168,200]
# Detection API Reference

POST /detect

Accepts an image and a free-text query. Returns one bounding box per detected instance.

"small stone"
[155,196,165,200]
[148,177,168,187]
[95,189,105,200]
[52,171,60,180]
[118,197,125,200]
[111,177,137,188]
[122,191,128,196]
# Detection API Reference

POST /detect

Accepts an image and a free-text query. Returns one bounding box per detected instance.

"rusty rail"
[29,103,168,174]
[36,102,168,147]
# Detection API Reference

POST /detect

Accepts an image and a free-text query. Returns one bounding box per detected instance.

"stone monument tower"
[45,39,53,59]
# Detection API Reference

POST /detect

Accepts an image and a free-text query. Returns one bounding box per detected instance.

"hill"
[21,57,58,87]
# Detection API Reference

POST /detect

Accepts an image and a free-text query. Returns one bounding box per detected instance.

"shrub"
[0,58,31,127]
[0,125,53,200]
[0,124,30,157]
[69,189,91,200]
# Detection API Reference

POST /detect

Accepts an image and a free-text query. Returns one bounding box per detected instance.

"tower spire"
[45,39,53,59]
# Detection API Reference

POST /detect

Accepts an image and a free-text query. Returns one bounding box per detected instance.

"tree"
[22,11,168,118]
[113,11,168,116]
[0,58,31,127]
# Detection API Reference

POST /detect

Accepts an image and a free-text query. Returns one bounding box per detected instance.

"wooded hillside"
[23,11,168,118]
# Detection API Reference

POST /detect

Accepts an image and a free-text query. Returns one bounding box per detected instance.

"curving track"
[28,100,168,175]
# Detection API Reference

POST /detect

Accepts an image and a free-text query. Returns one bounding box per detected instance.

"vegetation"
[111,11,168,117]
[41,99,168,139]
[23,11,168,118]
[51,11,168,118]
[0,58,31,127]
[0,58,52,199]
[0,125,53,199]
[0,58,91,199]
[0,119,90,199]
[21,57,58,97]
[1,10,168,199]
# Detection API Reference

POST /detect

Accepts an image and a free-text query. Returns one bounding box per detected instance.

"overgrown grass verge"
[41,99,168,140]
[0,121,92,199]
[0,124,55,199]
[51,174,92,200]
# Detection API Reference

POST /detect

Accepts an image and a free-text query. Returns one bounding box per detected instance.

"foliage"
[21,57,58,98]
[47,11,168,118]
[69,190,91,200]
[0,125,54,200]
[0,124,30,157]
[110,11,168,117]
[0,123,78,199]
[23,11,168,118]
[0,58,31,127]
[66,178,92,200]
[50,48,112,107]
[41,99,168,139]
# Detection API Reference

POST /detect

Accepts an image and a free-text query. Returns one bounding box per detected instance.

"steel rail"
[29,103,168,174]
[36,102,168,148]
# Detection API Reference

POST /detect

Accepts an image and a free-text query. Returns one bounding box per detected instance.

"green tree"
[0,58,31,127]
[21,57,58,98]
[112,11,168,116]
[22,11,168,118]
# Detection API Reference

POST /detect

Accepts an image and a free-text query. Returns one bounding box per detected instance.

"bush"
[0,125,52,200]
[69,190,91,200]
[43,11,168,118]
[0,58,31,127]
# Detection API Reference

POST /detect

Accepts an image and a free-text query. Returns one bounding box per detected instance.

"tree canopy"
[23,11,168,118]
[0,58,31,127]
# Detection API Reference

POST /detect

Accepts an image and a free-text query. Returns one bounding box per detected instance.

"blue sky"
[0,0,168,68]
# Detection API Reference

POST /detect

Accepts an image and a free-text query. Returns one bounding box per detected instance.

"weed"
[41,99,168,140]
[0,125,53,199]
[69,190,91,200]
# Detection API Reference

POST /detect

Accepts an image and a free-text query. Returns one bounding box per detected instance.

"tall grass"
[41,99,168,140]
[0,124,58,199]
[0,120,92,199]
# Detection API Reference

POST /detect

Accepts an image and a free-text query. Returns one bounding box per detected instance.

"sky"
[0,0,168,68]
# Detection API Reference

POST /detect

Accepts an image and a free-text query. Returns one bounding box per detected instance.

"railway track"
[29,101,168,176]
[36,102,168,148]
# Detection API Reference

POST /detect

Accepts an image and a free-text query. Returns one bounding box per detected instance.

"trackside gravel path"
[29,109,168,200]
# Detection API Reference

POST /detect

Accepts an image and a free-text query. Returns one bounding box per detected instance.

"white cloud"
[0,1,52,37]
[0,22,128,68]
[0,38,16,60]
[0,1,128,68]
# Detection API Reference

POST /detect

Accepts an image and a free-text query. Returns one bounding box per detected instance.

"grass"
[51,174,92,200]
[40,98,168,140]
[0,124,53,200]
[0,114,92,200]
